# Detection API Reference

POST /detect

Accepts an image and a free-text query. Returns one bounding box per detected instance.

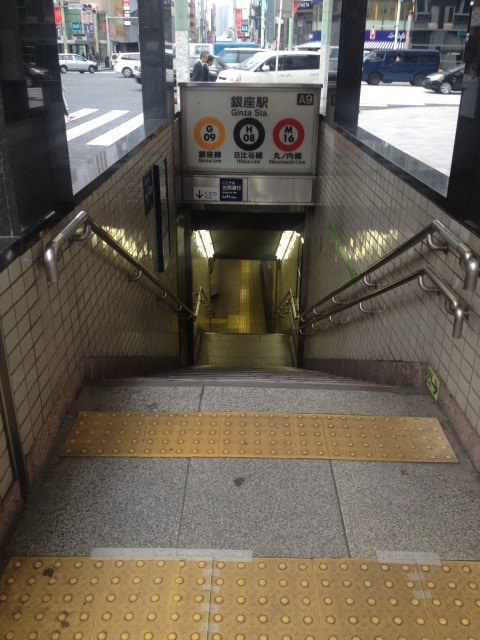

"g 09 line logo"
[194,117,226,151]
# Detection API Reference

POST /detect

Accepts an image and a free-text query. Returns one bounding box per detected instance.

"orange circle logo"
[194,117,226,150]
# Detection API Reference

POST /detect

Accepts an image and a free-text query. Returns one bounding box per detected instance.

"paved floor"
[3,245,480,637]
[5,373,480,561]
[3,371,480,638]
[358,83,461,194]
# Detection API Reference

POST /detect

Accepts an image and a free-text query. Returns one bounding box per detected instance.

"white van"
[216,50,322,83]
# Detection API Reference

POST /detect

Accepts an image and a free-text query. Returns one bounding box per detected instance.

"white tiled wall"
[0,124,180,505]
[2,113,480,519]
[304,123,480,439]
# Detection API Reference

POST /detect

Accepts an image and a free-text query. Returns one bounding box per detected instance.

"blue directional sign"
[220,178,243,202]
[71,21,81,31]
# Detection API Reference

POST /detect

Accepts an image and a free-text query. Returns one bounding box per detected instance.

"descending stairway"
[3,365,480,638]
[195,332,297,368]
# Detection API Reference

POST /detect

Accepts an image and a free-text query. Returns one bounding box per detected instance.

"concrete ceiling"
[209,229,284,260]
[190,210,306,261]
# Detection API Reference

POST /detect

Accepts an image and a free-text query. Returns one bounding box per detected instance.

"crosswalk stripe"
[87,113,145,146]
[66,110,129,141]
[68,108,98,121]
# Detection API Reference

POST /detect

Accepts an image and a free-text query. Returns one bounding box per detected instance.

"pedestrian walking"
[191,51,209,81]
[62,84,74,121]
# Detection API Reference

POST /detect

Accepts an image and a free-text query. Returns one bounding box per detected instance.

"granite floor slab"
[178,458,347,558]
[6,376,480,567]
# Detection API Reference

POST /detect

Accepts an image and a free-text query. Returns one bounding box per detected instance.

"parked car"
[113,52,141,78]
[423,63,465,94]
[132,51,175,84]
[132,59,179,112]
[362,49,440,86]
[133,63,142,83]
[216,50,337,84]
[217,47,265,68]
[58,53,98,74]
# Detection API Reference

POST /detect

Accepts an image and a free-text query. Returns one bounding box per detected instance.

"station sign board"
[180,83,320,176]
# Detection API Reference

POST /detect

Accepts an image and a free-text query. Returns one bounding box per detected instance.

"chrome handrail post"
[44,242,60,283]
[44,210,90,283]
[452,303,468,339]
[461,251,480,292]
[432,219,480,291]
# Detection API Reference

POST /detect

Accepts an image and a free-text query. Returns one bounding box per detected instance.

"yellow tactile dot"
[2,556,480,639]
[60,412,458,462]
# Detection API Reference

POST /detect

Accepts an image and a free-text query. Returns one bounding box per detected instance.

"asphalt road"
[62,68,142,114]
[61,69,142,191]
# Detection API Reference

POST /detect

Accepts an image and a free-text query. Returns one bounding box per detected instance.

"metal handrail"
[300,266,469,339]
[276,289,300,324]
[300,219,479,323]
[43,210,195,318]
[193,287,215,318]
[275,289,300,333]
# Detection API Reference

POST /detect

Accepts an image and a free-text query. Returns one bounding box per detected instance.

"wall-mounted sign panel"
[180,84,321,175]
[182,175,314,205]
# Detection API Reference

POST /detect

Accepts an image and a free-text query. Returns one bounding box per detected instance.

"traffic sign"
[71,21,81,31]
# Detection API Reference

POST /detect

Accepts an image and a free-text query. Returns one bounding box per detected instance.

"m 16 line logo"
[273,118,305,152]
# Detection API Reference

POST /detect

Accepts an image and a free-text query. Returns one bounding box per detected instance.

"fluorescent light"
[276,230,298,260]
[195,230,215,258]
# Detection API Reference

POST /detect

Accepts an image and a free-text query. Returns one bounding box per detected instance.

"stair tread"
[91,366,425,394]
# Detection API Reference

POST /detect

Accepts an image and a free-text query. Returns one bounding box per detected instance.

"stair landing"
[196,332,295,367]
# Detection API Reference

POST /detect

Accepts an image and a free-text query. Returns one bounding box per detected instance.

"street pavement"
[358,83,461,176]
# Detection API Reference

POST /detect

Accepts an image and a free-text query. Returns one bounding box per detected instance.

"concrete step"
[92,365,424,394]
[195,332,295,368]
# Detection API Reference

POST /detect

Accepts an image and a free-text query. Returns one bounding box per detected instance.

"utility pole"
[60,1,69,53]
[233,0,237,41]
[394,0,402,47]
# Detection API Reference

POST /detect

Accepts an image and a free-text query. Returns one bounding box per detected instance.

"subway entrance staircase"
[3,356,480,639]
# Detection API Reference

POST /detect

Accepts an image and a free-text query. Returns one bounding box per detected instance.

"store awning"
[364,40,406,50]
[364,30,407,50]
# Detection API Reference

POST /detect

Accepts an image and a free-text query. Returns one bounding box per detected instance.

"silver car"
[59,53,98,74]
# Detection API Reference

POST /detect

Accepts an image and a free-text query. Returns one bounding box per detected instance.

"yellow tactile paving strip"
[60,412,458,463]
[239,260,251,334]
[1,556,480,639]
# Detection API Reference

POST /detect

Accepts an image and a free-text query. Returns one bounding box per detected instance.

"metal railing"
[193,287,215,319]
[299,220,477,339]
[299,266,469,338]
[43,210,195,318]
[276,289,300,333]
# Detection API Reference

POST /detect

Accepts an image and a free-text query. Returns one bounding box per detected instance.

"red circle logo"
[273,118,305,152]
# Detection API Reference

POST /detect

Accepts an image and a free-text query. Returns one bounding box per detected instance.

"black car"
[423,63,465,94]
